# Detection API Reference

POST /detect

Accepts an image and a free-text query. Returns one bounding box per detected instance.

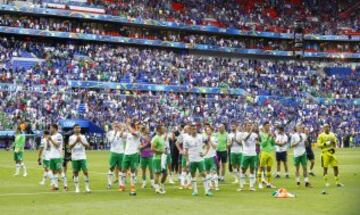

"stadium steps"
[78,103,86,114]
[11,56,44,70]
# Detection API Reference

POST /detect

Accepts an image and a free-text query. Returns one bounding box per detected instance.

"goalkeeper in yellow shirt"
[317,124,344,187]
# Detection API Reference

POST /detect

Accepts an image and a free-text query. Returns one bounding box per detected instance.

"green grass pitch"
[0,148,359,215]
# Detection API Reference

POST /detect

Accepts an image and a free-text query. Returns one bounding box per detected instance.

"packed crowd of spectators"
[0,88,359,144]
[34,0,360,35]
[0,34,358,145]
[1,14,359,53]
[1,1,359,148]
[1,37,359,99]
[0,14,293,51]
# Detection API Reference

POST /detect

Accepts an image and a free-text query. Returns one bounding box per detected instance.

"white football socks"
[107,171,113,186]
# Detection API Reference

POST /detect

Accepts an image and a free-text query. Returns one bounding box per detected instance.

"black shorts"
[216,151,228,163]
[276,151,287,162]
[63,157,71,167]
[306,149,315,160]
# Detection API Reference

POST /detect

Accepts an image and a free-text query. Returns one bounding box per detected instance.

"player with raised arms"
[203,125,219,191]
[106,122,126,189]
[120,119,141,195]
[237,122,259,191]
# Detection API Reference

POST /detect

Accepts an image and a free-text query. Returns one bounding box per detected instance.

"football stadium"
[0,0,359,214]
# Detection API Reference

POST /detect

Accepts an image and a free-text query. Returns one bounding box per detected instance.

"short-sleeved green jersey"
[216,132,228,152]
[151,135,165,160]
[14,133,26,152]
[259,132,275,152]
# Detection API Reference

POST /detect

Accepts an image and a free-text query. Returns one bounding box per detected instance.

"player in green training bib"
[106,122,126,189]
[11,125,27,177]
[215,124,228,182]
[151,125,167,194]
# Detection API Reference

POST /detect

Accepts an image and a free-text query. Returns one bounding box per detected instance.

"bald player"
[317,124,344,187]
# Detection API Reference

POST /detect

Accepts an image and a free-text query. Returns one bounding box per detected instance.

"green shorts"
[241,155,257,170]
[152,158,167,174]
[181,156,187,168]
[109,152,124,170]
[50,158,63,171]
[137,154,141,167]
[166,155,172,166]
[204,157,216,172]
[122,153,139,171]
[231,153,242,166]
[189,161,205,174]
[72,159,88,172]
[14,152,23,162]
[294,153,308,167]
[43,159,50,169]
[140,157,153,169]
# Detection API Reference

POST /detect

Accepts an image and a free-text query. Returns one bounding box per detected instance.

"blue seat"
[12,60,37,70]
[78,103,86,114]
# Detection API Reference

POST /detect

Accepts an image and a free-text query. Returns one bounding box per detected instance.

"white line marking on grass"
[0,163,41,169]
[90,171,107,175]
[0,189,112,197]
[0,164,107,175]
